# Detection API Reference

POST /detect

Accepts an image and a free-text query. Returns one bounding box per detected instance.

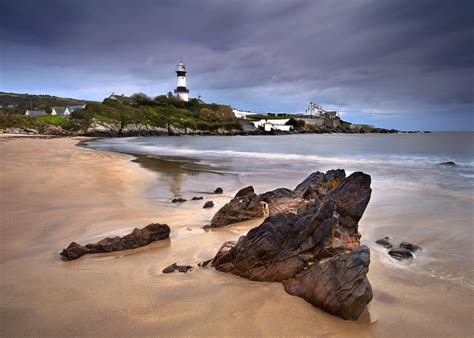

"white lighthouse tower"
[174,62,189,101]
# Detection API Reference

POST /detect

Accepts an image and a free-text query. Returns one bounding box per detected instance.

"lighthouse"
[174,62,189,101]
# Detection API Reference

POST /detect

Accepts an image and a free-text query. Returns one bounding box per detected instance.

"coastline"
[0,137,472,336]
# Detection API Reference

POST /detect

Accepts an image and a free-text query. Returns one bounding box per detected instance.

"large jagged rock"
[60,223,170,261]
[210,186,269,227]
[212,170,346,227]
[212,171,373,320]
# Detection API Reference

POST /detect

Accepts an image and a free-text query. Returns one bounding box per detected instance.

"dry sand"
[0,137,472,337]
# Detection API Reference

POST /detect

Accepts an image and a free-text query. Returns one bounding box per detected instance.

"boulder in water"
[203,201,215,208]
[388,247,414,260]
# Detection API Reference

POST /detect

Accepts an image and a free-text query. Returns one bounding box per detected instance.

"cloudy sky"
[1,0,472,130]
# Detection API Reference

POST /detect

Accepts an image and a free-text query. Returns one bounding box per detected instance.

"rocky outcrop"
[212,171,373,320]
[212,170,346,227]
[60,223,170,261]
[210,186,269,227]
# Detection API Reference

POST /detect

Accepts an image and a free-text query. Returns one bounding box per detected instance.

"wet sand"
[0,137,473,337]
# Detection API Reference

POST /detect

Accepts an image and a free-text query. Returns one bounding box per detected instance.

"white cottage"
[64,104,86,116]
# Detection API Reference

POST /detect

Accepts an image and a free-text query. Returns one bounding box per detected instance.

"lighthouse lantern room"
[174,62,189,101]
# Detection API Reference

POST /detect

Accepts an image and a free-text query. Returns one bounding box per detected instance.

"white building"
[252,119,293,132]
[174,62,189,101]
[233,109,257,119]
[64,104,86,116]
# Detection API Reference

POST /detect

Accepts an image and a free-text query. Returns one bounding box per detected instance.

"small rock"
[438,161,456,166]
[172,198,187,203]
[203,201,214,208]
[388,247,414,260]
[214,187,224,194]
[177,265,193,273]
[198,259,212,268]
[375,237,393,249]
[191,196,203,200]
[162,263,177,273]
[186,227,192,231]
[399,242,421,252]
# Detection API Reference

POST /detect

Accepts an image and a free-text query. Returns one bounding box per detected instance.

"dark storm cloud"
[0,0,472,130]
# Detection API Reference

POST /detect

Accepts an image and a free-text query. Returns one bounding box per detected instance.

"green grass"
[37,115,65,125]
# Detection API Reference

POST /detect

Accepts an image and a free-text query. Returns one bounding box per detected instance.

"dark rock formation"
[162,263,193,273]
[438,161,456,166]
[212,171,373,320]
[172,198,186,203]
[60,223,170,261]
[214,187,224,194]
[191,196,203,200]
[163,263,177,273]
[284,246,372,320]
[399,242,421,252]
[388,247,413,260]
[203,201,215,208]
[375,237,393,249]
[210,186,269,227]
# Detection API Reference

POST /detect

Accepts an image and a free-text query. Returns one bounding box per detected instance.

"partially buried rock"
[162,263,177,273]
[60,223,170,261]
[214,187,224,194]
[172,198,186,203]
[388,247,413,260]
[210,186,269,227]
[162,263,193,273]
[203,201,214,208]
[212,171,373,320]
[438,161,456,166]
[399,242,421,252]
[191,196,203,200]
[375,237,393,249]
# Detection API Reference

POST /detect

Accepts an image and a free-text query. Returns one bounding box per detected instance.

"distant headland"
[0,62,406,136]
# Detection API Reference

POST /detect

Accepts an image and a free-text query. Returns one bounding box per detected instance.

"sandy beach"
[0,137,473,337]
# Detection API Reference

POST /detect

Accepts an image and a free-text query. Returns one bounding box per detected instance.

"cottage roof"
[54,108,66,115]
[109,94,134,104]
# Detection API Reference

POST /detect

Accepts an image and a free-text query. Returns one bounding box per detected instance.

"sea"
[84,132,474,288]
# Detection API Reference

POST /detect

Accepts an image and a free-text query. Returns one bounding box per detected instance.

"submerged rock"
[172,198,187,203]
[210,186,269,227]
[191,196,203,200]
[375,237,393,249]
[399,242,421,252]
[60,223,170,261]
[212,171,373,320]
[203,201,215,208]
[438,161,456,166]
[388,247,414,260]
